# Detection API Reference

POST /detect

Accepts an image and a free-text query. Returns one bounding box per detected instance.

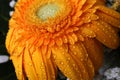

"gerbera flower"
[6,0,120,80]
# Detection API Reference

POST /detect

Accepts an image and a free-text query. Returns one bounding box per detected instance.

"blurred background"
[0,0,120,80]
[0,0,17,80]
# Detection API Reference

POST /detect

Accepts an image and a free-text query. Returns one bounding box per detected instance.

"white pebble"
[9,0,16,8]
[104,67,120,79]
[9,11,14,16]
[66,78,70,80]
[0,55,9,63]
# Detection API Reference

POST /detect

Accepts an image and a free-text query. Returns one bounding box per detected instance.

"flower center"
[37,3,59,21]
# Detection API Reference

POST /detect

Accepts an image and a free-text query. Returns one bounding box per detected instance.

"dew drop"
[87,19,91,22]
[60,62,64,65]
[62,52,65,55]
[97,22,100,25]
[51,75,55,78]
[80,59,83,61]
[72,46,76,49]
[113,39,117,43]
[102,28,105,31]
[29,63,32,66]
[96,28,99,31]
[18,72,22,75]
[86,54,88,58]
[108,35,112,38]
[74,52,77,55]
[83,69,86,73]
[75,67,78,71]
[73,64,76,67]
[103,39,106,42]
[53,55,56,59]
[89,64,93,68]
[67,57,71,61]
[41,63,44,66]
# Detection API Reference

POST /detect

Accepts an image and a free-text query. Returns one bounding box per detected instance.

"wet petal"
[30,47,57,80]
[52,44,83,80]
[11,55,25,80]
[83,38,104,72]
[23,48,38,79]
[96,10,120,28]
[69,42,95,80]
[91,20,120,49]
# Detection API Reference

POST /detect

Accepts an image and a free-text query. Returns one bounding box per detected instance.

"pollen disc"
[37,3,59,21]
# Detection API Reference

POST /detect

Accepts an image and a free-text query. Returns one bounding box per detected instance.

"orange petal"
[41,45,48,54]
[6,28,15,54]
[81,0,96,12]
[91,20,120,49]
[62,35,68,43]
[94,0,106,5]
[31,47,57,80]
[42,53,57,80]
[69,42,95,80]
[55,37,63,46]
[97,5,120,19]
[52,44,83,80]
[96,10,120,28]
[10,55,25,80]
[6,28,25,56]
[23,48,38,80]
[75,32,85,41]
[67,33,78,44]
[80,24,96,38]
[74,0,86,10]
[83,38,104,72]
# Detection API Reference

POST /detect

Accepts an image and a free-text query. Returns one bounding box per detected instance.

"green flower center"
[37,3,59,21]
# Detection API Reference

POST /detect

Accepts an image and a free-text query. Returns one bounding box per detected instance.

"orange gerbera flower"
[6,0,120,80]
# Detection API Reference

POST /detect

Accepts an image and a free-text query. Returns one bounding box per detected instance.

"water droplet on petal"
[67,57,71,61]
[74,52,77,55]
[29,63,32,66]
[60,62,64,65]
[73,64,76,67]
[18,72,22,75]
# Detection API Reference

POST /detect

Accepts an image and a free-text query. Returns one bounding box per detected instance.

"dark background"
[0,0,17,80]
